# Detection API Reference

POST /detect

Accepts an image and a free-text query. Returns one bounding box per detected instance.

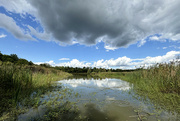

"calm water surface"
[18,76,179,121]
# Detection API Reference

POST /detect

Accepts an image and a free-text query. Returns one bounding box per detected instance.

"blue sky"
[0,0,180,69]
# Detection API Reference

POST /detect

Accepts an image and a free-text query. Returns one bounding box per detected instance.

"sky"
[0,0,180,69]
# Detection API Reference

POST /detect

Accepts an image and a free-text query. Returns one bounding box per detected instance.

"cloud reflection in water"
[59,78,131,91]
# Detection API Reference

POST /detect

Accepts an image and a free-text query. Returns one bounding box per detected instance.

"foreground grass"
[93,61,180,113]
[0,62,72,117]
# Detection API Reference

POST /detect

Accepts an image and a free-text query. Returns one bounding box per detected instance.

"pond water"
[18,76,179,121]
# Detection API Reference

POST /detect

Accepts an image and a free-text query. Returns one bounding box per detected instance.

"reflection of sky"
[58,78,131,91]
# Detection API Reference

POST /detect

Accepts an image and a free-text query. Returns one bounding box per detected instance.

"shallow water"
[18,77,179,121]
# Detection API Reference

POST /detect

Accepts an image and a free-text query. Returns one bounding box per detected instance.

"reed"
[0,62,72,115]
[93,61,180,113]
[125,61,180,95]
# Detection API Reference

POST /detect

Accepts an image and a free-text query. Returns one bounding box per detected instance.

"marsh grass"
[94,61,180,113]
[0,62,72,116]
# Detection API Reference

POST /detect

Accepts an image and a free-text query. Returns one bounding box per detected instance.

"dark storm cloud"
[28,0,180,47]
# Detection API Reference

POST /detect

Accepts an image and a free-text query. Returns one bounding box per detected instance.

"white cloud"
[149,36,160,41]
[93,57,132,69]
[34,60,55,66]
[41,51,180,69]
[138,39,146,47]
[104,45,118,51]
[0,0,36,16]
[132,51,180,68]
[59,58,70,61]
[0,13,34,41]
[56,59,91,68]
[93,59,108,68]
[27,25,52,41]
[163,47,167,49]
[0,34,7,38]
[149,35,166,42]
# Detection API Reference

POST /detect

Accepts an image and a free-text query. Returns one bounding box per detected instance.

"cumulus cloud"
[1,0,180,48]
[37,51,180,69]
[131,51,180,68]
[93,57,132,68]
[28,0,180,48]
[0,13,34,40]
[95,51,180,69]
[0,34,7,38]
[56,59,91,68]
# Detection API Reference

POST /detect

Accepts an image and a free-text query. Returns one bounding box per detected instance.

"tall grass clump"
[120,60,180,113]
[128,61,180,95]
[0,62,32,115]
[0,62,72,116]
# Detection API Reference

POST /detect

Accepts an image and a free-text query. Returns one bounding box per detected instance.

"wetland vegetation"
[92,61,180,114]
[0,52,72,120]
[0,52,180,120]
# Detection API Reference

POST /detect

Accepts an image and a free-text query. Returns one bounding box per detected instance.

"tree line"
[54,66,135,73]
[0,52,33,65]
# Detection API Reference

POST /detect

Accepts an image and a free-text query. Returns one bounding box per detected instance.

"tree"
[29,61,34,65]
[16,59,29,65]
[2,55,14,62]
[40,63,51,68]
[0,51,2,61]
[10,54,19,62]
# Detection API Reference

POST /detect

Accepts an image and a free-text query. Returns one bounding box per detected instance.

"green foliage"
[1,55,14,62]
[0,63,32,114]
[0,52,2,60]
[16,59,29,65]
[10,54,19,62]
[0,52,33,65]
[55,66,134,74]
[0,62,72,116]
[40,63,51,68]
[29,61,34,65]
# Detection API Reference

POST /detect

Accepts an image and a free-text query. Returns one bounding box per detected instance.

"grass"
[92,61,180,113]
[0,62,72,117]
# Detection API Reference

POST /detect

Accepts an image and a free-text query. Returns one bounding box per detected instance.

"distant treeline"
[0,51,136,73]
[0,52,33,65]
[54,66,135,73]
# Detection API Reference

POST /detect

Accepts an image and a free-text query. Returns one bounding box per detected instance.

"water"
[18,77,179,121]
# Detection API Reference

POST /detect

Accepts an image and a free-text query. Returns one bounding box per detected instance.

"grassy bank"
[92,61,180,113]
[0,62,72,116]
